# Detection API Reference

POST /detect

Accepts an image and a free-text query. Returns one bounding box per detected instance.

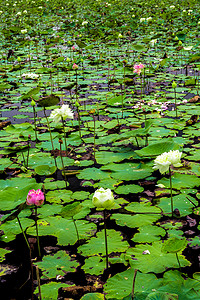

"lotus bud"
[92,188,114,209]
[31,99,36,107]
[172,81,177,89]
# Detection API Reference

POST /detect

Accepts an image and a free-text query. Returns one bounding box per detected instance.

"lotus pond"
[1,0,200,299]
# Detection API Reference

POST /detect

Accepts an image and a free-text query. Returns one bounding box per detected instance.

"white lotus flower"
[153,150,182,174]
[167,150,182,167]
[150,39,157,47]
[21,29,27,34]
[22,73,39,79]
[92,188,114,209]
[140,18,146,23]
[82,20,88,26]
[49,104,74,123]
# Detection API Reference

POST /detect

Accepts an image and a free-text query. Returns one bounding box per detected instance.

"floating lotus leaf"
[126,241,190,273]
[34,250,79,279]
[27,216,96,245]
[78,229,129,257]
[104,268,162,299]
[34,165,57,176]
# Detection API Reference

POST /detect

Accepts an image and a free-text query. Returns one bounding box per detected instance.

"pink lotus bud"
[26,189,44,206]
[72,45,76,51]
[133,63,145,75]
[72,63,78,70]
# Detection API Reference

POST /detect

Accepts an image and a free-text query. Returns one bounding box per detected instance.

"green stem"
[174,88,178,118]
[35,206,41,258]
[21,151,26,168]
[72,217,80,244]
[93,114,96,162]
[32,106,38,142]
[120,84,124,119]
[36,265,42,300]
[135,136,139,148]
[77,106,82,140]
[43,108,57,168]
[17,216,34,299]
[176,253,181,270]
[61,117,68,156]
[169,167,174,217]
[131,269,138,300]
[59,139,68,189]
[17,216,30,250]
[26,136,30,168]
[103,210,109,269]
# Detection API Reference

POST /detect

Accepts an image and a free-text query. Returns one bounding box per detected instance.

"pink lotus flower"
[72,45,76,51]
[26,189,44,206]
[72,63,78,70]
[133,63,145,75]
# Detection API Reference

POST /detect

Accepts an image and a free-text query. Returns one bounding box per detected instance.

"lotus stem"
[61,117,68,156]
[17,216,30,250]
[26,135,31,168]
[72,216,80,244]
[176,253,181,270]
[35,206,41,258]
[17,216,34,300]
[43,108,57,168]
[103,210,109,269]
[32,105,38,142]
[93,114,96,161]
[131,269,138,300]
[174,88,178,118]
[36,265,42,300]
[169,167,174,217]
[59,138,68,189]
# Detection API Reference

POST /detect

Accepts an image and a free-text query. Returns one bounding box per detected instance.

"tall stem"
[32,106,38,142]
[169,167,174,217]
[72,217,80,244]
[176,253,181,270]
[59,139,68,189]
[174,88,178,118]
[17,216,30,250]
[131,269,138,300]
[93,114,96,162]
[43,108,57,168]
[17,216,34,300]
[103,210,109,269]
[61,117,68,156]
[35,206,41,258]
[36,266,42,300]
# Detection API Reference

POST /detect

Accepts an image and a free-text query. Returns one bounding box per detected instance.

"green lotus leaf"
[126,241,190,273]
[34,282,72,299]
[135,140,179,158]
[34,250,79,279]
[46,190,73,204]
[77,167,111,181]
[158,270,200,300]
[104,268,162,299]
[80,293,104,300]
[162,237,187,253]
[0,248,12,262]
[112,213,161,228]
[95,151,133,165]
[27,216,96,245]
[157,194,198,216]
[132,225,166,243]
[157,173,200,189]
[0,218,35,243]
[114,184,144,194]
[78,229,129,257]
[34,165,57,176]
